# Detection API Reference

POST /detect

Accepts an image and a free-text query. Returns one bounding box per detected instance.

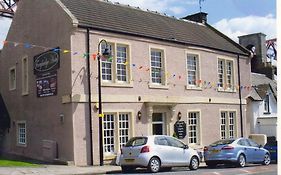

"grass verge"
[0,157,39,167]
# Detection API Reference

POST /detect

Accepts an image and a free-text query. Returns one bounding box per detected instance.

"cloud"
[213,14,276,42]
[0,17,12,49]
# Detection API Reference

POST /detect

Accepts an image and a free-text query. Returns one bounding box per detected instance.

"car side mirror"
[184,145,189,149]
[259,144,262,148]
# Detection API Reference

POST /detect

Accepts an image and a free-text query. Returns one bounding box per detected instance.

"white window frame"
[102,111,133,158]
[186,52,201,89]
[9,66,16,91]
[217,58,235,92]
[17,121,26,146]
[149,47,168,89]
[22,56,29,95]
[187,111,201,145]
[100,40,132,87]
[220,110,237,139]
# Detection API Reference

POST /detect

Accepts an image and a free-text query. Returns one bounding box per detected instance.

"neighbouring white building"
[247,73,277,138]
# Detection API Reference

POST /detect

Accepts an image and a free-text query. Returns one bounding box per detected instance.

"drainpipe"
[86,28,93,165]
[237,54,243,137]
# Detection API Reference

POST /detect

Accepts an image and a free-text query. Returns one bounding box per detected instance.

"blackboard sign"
[174,121,186,139]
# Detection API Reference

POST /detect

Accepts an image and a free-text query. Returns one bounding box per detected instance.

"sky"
[0,0,277,49]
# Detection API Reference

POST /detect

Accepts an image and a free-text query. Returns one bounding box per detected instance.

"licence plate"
[125,159,135,163]
[270,150,276,153]
[211,150,220,153]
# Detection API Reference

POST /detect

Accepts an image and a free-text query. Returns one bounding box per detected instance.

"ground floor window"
[103,112,131,156]
[17,121,26,145]
[152,113,166,135]
[220,111,236,139]
[188,112,200,144]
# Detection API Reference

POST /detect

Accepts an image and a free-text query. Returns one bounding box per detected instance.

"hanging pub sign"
[36,73,57,97]
[34,47,60,75]
[174,121,187,139]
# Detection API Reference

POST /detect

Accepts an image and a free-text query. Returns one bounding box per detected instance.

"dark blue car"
[264,141,277,162]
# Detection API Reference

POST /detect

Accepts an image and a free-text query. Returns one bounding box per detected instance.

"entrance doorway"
[152,113,166,135]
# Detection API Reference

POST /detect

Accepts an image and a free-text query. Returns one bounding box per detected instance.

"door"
[152,113,166,135]
[237,139,255,162]
[166,136,189,166]
[247,139,265,162]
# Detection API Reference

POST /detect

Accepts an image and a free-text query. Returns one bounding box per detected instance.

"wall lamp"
[177,112,182,121]
[137,111,142,120]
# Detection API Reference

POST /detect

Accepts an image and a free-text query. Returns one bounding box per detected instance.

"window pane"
[119,113,129,148]
[18,123,26,145]
[187,54,198,86]
[220,112,226,139]
[103,114,115,153]
[218,60,224,88]
[117,45,127,82]
[188,112,199,144]
[151,50,163,84]
[101,43,113,81]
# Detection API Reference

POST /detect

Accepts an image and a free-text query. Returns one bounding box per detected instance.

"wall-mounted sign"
[36,73,57,98]
[174,121,186,139]
[34,47,60,75]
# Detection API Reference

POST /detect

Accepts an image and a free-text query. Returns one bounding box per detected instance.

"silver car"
[119,135,200,173]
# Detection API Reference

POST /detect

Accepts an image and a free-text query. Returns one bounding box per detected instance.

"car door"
[154,136,173,166]
[166,136,189,166]
[238,139,255,162]
[247,139,264,162]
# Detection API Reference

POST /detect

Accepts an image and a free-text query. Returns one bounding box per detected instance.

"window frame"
[22,56,29,95]
[9,66,16,91]
[263,94,270,114]
[220,110,237,139]
[186,52,201,89]
[100,40,132,87]
[217,57,235,92]
[102,111,133,158]
[187,110,201,145]
[149,47,168,89]
[17,121,27,146]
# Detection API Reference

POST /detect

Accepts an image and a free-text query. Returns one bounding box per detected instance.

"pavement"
[0,163,207,175]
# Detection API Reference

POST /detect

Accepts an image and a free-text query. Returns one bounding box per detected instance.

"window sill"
[104,154,117,161]
[217,88,236,93]
[263,112,271,115]
[148,84,169,89]
[22,92,29,96]
[9,88,16,91]
[102,82,133,88]
[17,143,27,147]
[185,85,202,91]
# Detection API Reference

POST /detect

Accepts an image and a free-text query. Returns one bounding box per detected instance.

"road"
[108,164,277,175]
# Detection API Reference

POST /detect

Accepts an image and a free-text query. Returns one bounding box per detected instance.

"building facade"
[0,0,251,166]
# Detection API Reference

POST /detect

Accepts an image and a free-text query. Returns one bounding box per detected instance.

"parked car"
[204,138,271,168]
[119,135,200,173]
[264,140,277,162]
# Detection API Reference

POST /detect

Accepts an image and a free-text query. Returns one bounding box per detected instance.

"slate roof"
[59,0,249,56]
[248,73,277,101]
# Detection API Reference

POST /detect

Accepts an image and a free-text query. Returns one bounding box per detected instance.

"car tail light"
[140,146,150,153]
[222,146,234,150]
[203,146,208,151]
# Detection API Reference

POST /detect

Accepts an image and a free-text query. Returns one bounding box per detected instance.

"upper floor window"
[218,59,234,90]
[151,49,165,85]
[9,67,16,90]
[22,57,29,95]
[187,54,200,87]
[101,42,130,84]
[264,94,270,114]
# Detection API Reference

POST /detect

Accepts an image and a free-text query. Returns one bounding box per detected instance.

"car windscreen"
[210,139,235,146]
[125,137,148,147]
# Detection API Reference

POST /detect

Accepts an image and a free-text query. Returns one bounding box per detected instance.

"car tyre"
[189,156,199,170]
[237,154,246,168]
[121,165,134,173]
[148,157,161,173]
[262,153,271,165]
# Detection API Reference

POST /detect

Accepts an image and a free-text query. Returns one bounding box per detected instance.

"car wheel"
[189,156,199,170]
[121,165,134,173]
[237,154,246,167]
[262,154,271,165]
[206,162,217,168]
[148,157,161,173]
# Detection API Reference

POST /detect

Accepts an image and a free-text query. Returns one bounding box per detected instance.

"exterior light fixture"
[177,112,182,121]
[137,111,142,120]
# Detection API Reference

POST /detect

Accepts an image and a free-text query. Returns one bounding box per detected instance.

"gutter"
[237,55,244,137]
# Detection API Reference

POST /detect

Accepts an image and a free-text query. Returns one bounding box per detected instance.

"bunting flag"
[63,50,70,53]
